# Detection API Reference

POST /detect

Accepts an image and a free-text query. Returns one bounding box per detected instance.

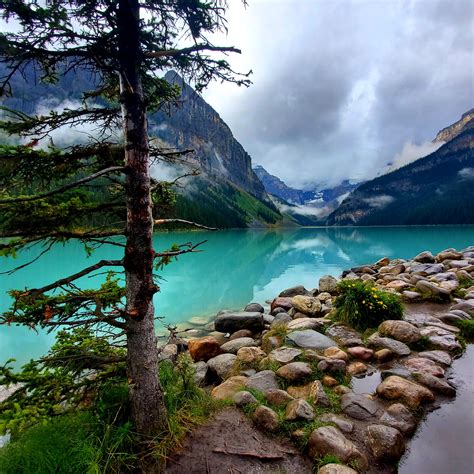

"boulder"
[271,312,292,326]
[378,320,421,344]
[319,275,338,294]
[207,353,237,380]
[236,346,267,363]
[215,311,264,333]
[367,333,410,356]
[379,403,416,435]
[411,372,456,396]
[386,280,410,292]
[402,290,422,302]
[318,358,347,373]
[318,464,357,474]
[245,370,279,393]
[194,361,210,387]
[279,285,308,297]
[411,263,444,276]
[347,347,373,360]
[319,414,354,433]
[270,297,293,313]
[220,337,258,354]
[264,389,294,407]
[413,251,435,263]
[365,424,405,460]
[211,376,247,400]
[416,280,451,301]
[308,426,368,470]
[341,393,379,420]
[268,347,302,364]
[286,329,337,350]
[276,362,312,382]
[229,329,254,341]
[376,376,435,408]
[404,357,445,377]
[324,346,349,361]
[188,336,223,362]
[285,398,315,421]
[326,325,363,347]
[436,249,463,262]
[244,302,264,313]
[252,405,279,432]
[450,301,474,317]
[291,295,322,316]
[287,317,329,331]
[233,390,258,407]
[418,350,452,366]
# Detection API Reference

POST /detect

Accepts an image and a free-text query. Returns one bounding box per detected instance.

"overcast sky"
[203,0,474,189]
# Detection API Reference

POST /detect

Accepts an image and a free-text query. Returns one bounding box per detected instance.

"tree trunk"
[118,0,167,442]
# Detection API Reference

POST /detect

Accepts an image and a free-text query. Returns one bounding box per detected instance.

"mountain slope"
[327,111,474,225]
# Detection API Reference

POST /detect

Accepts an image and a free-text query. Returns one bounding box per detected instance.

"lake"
[1,226,473,366]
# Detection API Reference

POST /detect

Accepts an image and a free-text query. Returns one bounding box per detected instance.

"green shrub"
[454,319,474,339]
[333,280,404,330]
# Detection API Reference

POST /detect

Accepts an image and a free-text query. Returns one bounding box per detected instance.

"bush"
[454,319,474,339]
[333,280,404,330]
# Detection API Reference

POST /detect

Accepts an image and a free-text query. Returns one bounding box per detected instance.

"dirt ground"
[165,408,313,474]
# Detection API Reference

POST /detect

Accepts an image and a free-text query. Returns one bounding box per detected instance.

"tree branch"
[154,219,218,231]
[144,44,241,59]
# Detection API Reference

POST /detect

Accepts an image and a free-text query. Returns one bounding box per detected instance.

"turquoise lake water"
[1,226,473,366]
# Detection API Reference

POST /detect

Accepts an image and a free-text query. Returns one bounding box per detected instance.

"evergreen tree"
[0,0,248,448]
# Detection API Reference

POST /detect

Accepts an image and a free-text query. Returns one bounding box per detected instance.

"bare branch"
[144,44,241,59]
[154,219,218,231]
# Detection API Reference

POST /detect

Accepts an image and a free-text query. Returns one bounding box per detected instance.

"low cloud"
[459,167,474,180]
[275,201,331,218]
[363,195,395,208]
[386,140,444,172]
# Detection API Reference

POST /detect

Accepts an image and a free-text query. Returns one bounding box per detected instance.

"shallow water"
[399,344,474,474]
[350,370,382,395]
[1,225,473,366]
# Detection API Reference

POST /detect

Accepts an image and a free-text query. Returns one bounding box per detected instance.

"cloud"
[363,195,395,209]
[459,167,474,180]
[386,140,444,172]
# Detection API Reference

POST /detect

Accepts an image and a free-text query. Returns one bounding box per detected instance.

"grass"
[261,324,289,352]
[313,454,341,471]
[453,319,474,339]
[333,279,404,330]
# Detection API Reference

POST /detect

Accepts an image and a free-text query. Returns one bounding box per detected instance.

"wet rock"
[411,263,444,276]
[245,370,279,393]
[220,337,258,354]
[279,285,308,297]
[271,307,288,316]
[374,348,394,362]
[244,302,264,313]
[269,347,302,364]
[365,424,405,460]
[287,380,330,406]
[229,329,254,341]
[215,311,264,333]
[347,362,367,375]
[188,336,223,362]
[326,325,363,347]
[414,251,435,263]
[319,414,354,433]
[322,375,339,387]
[291,295,322,316]
[376,376,434,408]
[386,280,410,292]
[236,346,266,363]
[379,403,416,435]
[324,346,349,361]
[334,385,352,395]
[418,350,452,366]
[437,249,463,261]
[425,333,461,352]
[286,329,337,350]
[211,376,247,400]
[287,317,329,331]
[367,333,411,356]
[416,280,451,301]
[402,290,422,302]
[265,335,282,350]
[411,372,456,396]
[233,390,258,407]
[380,368,412,380]
[450,301,474,317]
[271,312,292,326]
[276,362,312,382]
[252,405,279,431]
[341,393,379,420]
[404,357,445,377]
[194,361,210,387]
[378,320,421,344]
[439,312,469,324]
[318,358,347,373]
[207,353,237,380]
[264,389,294,407]
[270,297,293,314]
[347,346,373,360]
[318,464,358,474]
[319,275,338,294]
[285,398,315,421]
[308,426,368,471]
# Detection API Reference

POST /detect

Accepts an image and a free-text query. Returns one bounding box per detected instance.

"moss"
[454,319,474,340]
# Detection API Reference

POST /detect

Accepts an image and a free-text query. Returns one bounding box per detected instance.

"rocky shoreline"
[165,246,474,473]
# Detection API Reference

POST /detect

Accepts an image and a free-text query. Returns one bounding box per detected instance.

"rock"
[308,426,368,470]
[318,464,358,474]
[264,389,294,407]
[236,346,266,363]
[287,380,329,406]
[269,347,302,364]
[319,414,354,433]
[245,370,279,393]
[285,398,315,421]
[291,295,322,316]
[378,320,421,344]
[252,405,279,432]
[319,275,338,293]
[211,376,247,400]
[334,385,352,395]
[365,424,405,460]
[341,393,379,420]
[347,347,373,360]
[157,343,178,362]
[207,353,237,380]
[379,403,416,435]
[318,358,347,373]
[411,372,456,396]
[418,350,452,366]
[414,251,435,263]
[279,285,308,297]
[0,383,23,403]
[276,362,312,382]
[376,376,434,408]
[326,325,363,347]
[416,280,451,301]
[437,249,463,262]
[439,312,469,324]
[450,301,474,317]
[411,263,444,276]
[233,390,258,407]
[194,361,210,387]
[215,311,264,333]
[220,337,258,354]
[374,348,393,362]
[229,329,254,341]
[404,357,445,377]
[317,291,333,303]
[244,302,264,313]
[367,333,411,356]
[380,368,412,380]
[426,333,461,352]
[322,375,339,387]
[265,335,282,350]
[347,362,367,375]
[402,290,422,302]
[287,317,330,331]
[375,257,390,267]
[286,329,337,350]
[271,307,287,316]
[270,297,293,313]
[324,346,349,361]
[386,280,410,292]
[264,313,275,324]
[271,312,292,326]
[188,336,223,362]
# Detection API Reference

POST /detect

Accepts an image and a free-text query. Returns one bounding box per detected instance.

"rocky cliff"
[434,108,474,143]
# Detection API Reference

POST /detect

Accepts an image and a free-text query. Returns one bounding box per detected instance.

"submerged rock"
[365,424,405,460]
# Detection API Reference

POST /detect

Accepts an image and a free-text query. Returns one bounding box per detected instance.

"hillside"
[326,111,474,225]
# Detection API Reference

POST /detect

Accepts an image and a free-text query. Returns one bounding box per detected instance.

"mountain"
[326,110,474,225]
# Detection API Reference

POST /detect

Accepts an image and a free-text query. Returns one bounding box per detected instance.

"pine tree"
[0,0,249,446]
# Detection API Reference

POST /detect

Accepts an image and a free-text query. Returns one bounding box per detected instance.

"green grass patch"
[261,324,289,352]
[314,453,342,471]
[334,280,404,330]
[453,319,474,340]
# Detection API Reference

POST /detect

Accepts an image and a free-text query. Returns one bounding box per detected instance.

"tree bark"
[118,0,167,442]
